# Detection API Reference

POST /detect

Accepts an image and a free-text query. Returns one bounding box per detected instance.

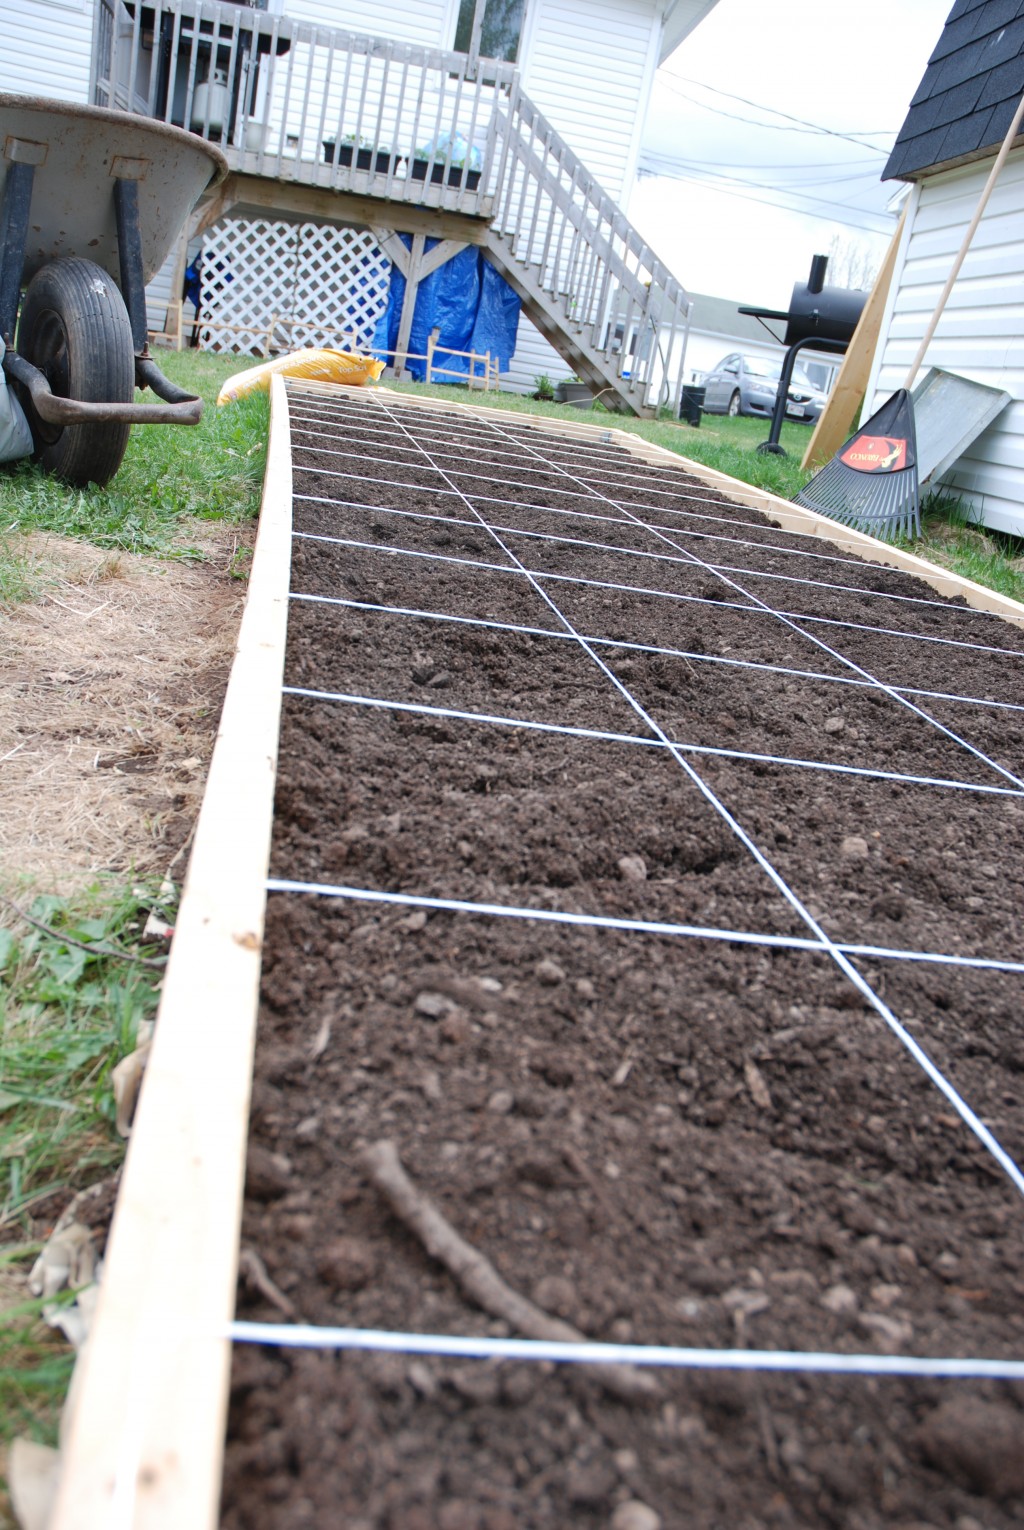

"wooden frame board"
[49,375,293,1530]
[46,382,1024,1530]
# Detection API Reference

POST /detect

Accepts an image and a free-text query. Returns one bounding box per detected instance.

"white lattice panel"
[199,219,390,356]
[199,220,299,355]
[289,226,391,351]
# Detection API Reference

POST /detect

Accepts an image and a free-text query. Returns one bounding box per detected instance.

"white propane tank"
[191,70,229,135]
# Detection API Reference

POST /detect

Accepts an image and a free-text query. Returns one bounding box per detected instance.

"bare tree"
[824,232,882,290]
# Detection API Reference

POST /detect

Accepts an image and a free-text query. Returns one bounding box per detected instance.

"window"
[454,0,526,64]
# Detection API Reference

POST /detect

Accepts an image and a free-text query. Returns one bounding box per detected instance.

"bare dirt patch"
[0,527,252,895]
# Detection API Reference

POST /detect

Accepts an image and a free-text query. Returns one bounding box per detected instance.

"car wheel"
[727,391,741,417]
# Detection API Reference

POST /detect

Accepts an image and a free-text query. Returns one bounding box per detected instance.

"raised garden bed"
[221,391,1024,1529]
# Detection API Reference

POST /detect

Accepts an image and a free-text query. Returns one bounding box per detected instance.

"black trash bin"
[680,385,705,427]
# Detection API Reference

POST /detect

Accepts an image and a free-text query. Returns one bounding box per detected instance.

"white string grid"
[289,386,1024,1156]
[290,407,946,575]
[257,384,1024,1383]
[282,669,1024,800]
[288,587,1024,715]
[291,484,1018,625]
[291,519,1024,672]
[289,393,1024,633]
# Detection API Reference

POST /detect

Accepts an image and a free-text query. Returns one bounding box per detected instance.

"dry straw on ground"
[1,528,251,896]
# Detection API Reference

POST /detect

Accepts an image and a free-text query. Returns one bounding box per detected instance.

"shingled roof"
[883,0,1024,180]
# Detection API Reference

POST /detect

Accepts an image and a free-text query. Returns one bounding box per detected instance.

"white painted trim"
[623,0,662,214]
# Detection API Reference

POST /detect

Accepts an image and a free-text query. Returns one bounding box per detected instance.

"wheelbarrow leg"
[0,160,35,345]
[112,174,149,356]
[113,174,204,409]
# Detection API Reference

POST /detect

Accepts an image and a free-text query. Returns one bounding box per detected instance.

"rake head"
[795,389,921,542]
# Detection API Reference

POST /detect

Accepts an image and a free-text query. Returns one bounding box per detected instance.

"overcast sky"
[631,0,954,308]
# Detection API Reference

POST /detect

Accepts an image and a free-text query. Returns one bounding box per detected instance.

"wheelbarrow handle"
[3,350,203,426]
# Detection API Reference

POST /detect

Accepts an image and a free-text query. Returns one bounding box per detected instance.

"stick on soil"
[359,1138,662,1405]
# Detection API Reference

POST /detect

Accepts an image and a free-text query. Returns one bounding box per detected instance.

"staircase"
[93,0,691,417]
[482,93,690,415]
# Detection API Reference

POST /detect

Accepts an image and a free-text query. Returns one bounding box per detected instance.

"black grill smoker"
[739,255,867,455]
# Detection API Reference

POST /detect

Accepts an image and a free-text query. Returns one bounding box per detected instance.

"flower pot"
[323,142,396,174]
[409,158,481,190]
[554,381,592,407]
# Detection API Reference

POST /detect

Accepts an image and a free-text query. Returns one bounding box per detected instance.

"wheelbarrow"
[0,93,228,487]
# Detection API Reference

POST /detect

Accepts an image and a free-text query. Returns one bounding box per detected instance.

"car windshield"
[744,357,779,379]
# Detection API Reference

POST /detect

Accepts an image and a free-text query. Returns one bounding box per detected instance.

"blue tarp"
[373,237,520,381]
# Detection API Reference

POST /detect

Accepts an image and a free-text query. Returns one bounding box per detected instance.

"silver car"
[701,353,827,424]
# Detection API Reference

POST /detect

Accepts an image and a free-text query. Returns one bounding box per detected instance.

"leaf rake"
[795,387,920,542]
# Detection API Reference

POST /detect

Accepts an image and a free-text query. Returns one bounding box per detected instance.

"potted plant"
[409,131,482,190]
[554,375,592,407]
[323,133,396,175]
[532,373,555,402]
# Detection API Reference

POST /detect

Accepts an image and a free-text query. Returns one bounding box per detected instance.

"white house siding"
[285,0,449,51]
[865,152,1024,537]
[499,0,664,394]
[520,0,661,206]
[0,0,93,103]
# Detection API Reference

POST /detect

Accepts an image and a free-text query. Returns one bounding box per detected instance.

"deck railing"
[93,0,689,410]
[491,92,690,410]
[92,0,515,210]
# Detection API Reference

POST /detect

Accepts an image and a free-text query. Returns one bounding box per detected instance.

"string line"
[283,683,1024,798]
[265,878,1024,975]
[228,1320,1024,1380]
[292,491,1005,620]
[292,528,1024,663]
[288,591,1024,713]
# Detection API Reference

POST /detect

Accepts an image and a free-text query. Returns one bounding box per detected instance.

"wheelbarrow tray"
[0,93,227,286]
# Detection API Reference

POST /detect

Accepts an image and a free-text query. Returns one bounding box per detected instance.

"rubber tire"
[727,390,741,418]
[18,257,134,487]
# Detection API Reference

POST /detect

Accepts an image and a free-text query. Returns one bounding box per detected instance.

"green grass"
[0,881,170,1228]
[0,535,42,609]
[0,880,172,1456]
[903,492,1024,604]
[0,350,269,562]
[0,1274,76,1452]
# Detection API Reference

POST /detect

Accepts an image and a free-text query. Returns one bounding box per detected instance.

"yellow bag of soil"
[216,348,385,405]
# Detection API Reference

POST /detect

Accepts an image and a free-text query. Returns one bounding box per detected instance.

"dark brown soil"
[222,392,1024,1530]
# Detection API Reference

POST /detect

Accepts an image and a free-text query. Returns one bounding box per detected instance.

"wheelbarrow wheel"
[18,257,135,488]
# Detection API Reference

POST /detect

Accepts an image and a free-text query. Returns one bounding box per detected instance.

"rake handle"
[904,89,1024,391]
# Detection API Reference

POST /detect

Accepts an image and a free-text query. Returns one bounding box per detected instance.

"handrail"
[488,91,690,409]
[93,0,689,413]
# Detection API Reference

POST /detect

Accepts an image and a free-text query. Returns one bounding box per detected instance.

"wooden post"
[801,204,908,471]
[393,232,425,382]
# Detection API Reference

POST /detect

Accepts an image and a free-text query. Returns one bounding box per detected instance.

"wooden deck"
[94,0,692,416]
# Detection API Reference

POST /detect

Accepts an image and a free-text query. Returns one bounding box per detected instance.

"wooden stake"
[801,203,908,472]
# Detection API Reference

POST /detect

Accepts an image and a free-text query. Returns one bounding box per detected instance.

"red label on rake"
[840,435,907,473]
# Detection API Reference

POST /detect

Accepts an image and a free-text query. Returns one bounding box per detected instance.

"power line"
[681,155,883,172]
[660,72,896,152]
[637,157,895,236]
